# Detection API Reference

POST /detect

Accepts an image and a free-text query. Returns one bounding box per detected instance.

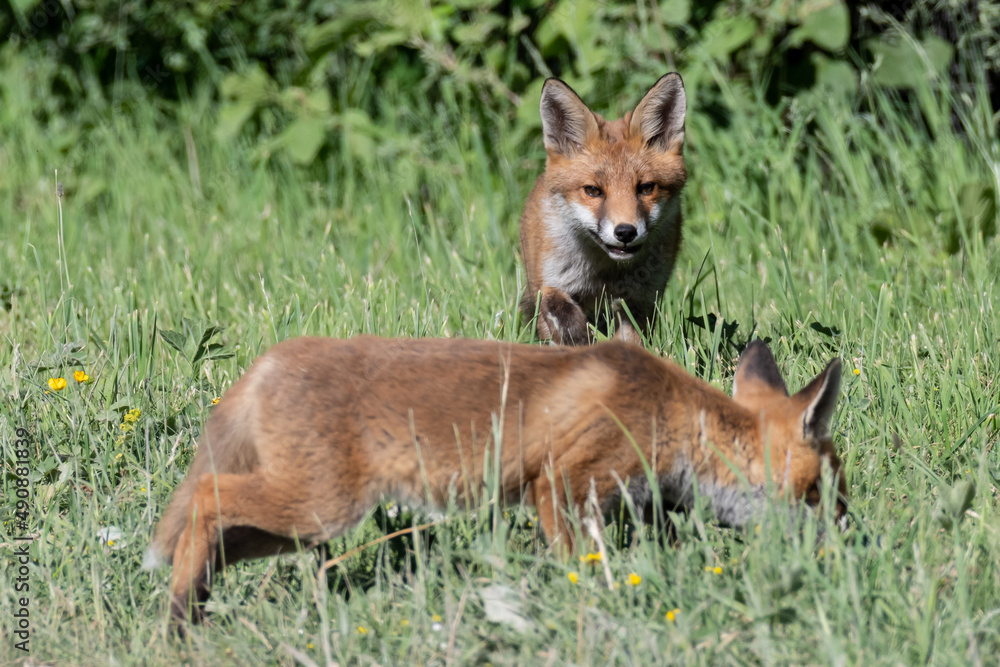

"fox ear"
[629,72,686,153]
[540,78,599,156]
[794,358,842,441]
[733,339,788,400]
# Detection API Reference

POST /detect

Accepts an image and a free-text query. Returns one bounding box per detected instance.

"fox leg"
[611,299,649,347]
[169,472,353,623]
[528,467,576,558]
[537,286,589,345]
[612,318,643,347]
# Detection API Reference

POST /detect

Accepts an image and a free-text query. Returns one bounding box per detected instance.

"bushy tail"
[143,396,259,569]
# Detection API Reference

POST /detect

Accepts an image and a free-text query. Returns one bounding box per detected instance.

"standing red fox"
[519,73,688,344]
[147,337,846,623]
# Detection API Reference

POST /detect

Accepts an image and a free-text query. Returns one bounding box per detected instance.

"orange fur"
[149,336,845,623]
[519,74,688,344]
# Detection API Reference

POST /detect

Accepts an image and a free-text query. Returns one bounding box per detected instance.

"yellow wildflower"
[307,643,314,649]
[400,619,409,627]
[580,552,602,564]
[567,572,579,584]
[705,566,722,575]
[212,397,220,405]
[431,614,442,623]
[48,377,67,391]
[74,370,89,383]
[666,608,680,622]
[628,573,641,586]
[853,368,861,376]
[357,626,368,635]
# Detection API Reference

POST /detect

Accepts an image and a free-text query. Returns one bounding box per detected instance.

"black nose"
[614,224,637,244]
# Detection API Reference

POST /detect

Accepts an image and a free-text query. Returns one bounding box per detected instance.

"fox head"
[539,73,687,262]
[732,340,847,519]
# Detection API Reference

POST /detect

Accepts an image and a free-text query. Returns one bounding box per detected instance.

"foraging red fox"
[519,73,688,344]
[147,337,845,622]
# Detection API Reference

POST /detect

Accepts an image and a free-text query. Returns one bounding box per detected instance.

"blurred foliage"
[3,0,994,166]
[1,0,997,254]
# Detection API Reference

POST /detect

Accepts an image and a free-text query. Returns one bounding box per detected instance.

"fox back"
[519,74,688,345]
[148,336,845,624]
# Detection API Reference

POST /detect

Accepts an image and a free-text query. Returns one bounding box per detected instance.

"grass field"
[2,43,1000,665]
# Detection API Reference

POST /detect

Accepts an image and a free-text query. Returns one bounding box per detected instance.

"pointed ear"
[539,78,600,156]
[794,358,842,441]
[628,72,686,152]
[733,339,788,401]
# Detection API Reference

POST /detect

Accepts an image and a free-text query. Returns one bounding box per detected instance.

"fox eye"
[583,185,603,198]
[636,182,656,196]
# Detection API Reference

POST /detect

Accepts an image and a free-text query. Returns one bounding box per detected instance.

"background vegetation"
[1,0,998,664]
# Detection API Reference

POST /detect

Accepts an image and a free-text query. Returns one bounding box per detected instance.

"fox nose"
[614,224,637,244]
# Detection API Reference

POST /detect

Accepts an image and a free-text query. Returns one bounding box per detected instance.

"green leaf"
[537,0,601,54]
[215,100,258,142]
[790,2,849,51]
[305,8,377,56]
[811,53,857,97]
[220,66,277,105]
[868,35,954,88]
[959,182,998,237]
[809,321,842,338]
[191,326,223,366]
[659,0,691,27]
[702,16,756,60]
[276,116,328,165]
[932,480,975,529]
[158,329,187,357]
[452,13,505,44]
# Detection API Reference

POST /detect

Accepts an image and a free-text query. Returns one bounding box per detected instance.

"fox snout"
[592,214,647,259]
[613,223,638,244]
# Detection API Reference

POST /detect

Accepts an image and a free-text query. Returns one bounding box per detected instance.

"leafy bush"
[2,0,996,250]
[4,1,985,146]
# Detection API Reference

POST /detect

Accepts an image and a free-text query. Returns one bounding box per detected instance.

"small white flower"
[97,526,125,550]
[431,622,443,632]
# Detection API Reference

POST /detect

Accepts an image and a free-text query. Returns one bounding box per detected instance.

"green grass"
[2,43,1000,664]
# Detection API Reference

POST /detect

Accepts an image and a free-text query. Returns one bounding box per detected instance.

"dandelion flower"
[853,368,861,376]
[567,572,579,585]
[74,370,89,383]
[97,526,124,550]
[48,377,67,391]
[580,552,602,564]
[357,626,368,635]
[705,565,722,575]
[212,397,220,405]
[628,573,641,586]
[666,608,680,622]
